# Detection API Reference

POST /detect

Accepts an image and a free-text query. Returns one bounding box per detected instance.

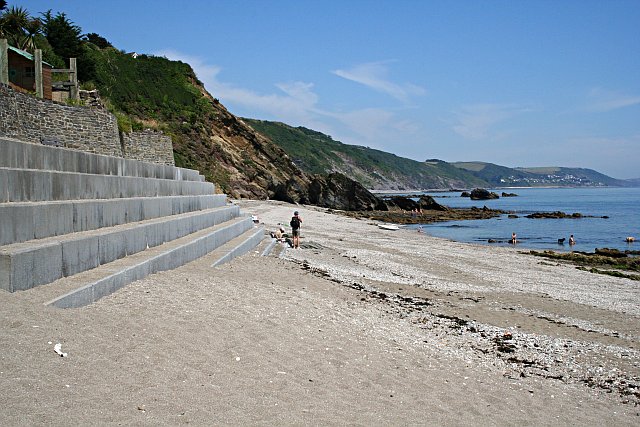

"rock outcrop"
[525,211,583,219]
[384,196,418,211]
[381,195,448,212]
[308,173,387,211]
[470,188,500,200]
[418,195,449,211]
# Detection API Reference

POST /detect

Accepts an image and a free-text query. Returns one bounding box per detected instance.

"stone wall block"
[1,85,175,165]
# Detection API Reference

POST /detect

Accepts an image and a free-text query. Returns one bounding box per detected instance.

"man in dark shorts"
[290,211,302,249]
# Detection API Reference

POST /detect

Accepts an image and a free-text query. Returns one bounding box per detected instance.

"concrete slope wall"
[0,137,201,181]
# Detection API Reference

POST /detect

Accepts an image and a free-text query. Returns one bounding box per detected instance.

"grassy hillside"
[453,162,536,186]
[454,162,628,187]
[78,44,315,200]
[83,45,213,131]
[517,167,627,187]
[245,119,487,190]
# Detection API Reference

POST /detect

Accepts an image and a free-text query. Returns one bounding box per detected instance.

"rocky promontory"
[525,211,608,219]
[340,205,506,225]
[469,188,500,200]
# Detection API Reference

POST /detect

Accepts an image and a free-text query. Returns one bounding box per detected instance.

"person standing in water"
[569,234,576,245]
[290,211,303,249]
[511,232,517,244]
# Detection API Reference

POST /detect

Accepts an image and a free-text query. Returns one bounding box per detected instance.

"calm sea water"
[405,187,640,252]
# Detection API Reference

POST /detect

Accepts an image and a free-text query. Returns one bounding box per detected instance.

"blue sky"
[14,0,640,179]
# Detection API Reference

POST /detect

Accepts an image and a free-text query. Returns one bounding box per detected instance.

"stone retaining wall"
[122,129,174,165]
[0,84,175,165]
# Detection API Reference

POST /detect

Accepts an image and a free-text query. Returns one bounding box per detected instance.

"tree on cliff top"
[40,11,81,61]
[83,32,112,49]
[40,10,97,82]
[0,5,42,51]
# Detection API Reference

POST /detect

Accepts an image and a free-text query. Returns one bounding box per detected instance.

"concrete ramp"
[0,138,263,307]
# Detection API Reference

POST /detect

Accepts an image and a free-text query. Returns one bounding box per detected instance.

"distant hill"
[623,178,640,187]
[453,162,630,187]
[244,119,487,190]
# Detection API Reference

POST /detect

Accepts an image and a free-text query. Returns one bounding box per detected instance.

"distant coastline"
[371,185,577,194]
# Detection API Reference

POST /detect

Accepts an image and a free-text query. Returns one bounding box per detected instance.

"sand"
[1,200,638,425]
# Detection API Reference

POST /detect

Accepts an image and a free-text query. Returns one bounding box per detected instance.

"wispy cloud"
[333,61,426,103]
[585,88,640,112]
[567,133,640,152]
[156,49,329,130]
[329,108,395,141]
[451,104,530,140]
[564,134,640,179]
[156,49,422,148]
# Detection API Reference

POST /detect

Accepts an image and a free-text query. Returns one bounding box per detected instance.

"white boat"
[378,224,400,231]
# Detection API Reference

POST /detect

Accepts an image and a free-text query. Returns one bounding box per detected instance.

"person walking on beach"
[290,211,302,249]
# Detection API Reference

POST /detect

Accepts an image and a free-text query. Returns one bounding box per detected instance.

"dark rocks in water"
[595,248,628,258]
[470,188,500,200]
[341,204,506,225]
[385,196,419,211]
[488,239,498,243]
[502,192,518,197]
[526,211,584,219]
[508,214,519,219]
[460,191,471,197]
[383,195,449,212]
[418,195,449,211]
[308,172,387,211]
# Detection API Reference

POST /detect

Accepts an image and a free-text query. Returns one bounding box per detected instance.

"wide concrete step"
[210,226,266,267]
[0,194,227,246]
[0,205,241,292]
[39,217,260,308]
[258,237,289,258]
[0,167,215,202]
[1,137,204,181]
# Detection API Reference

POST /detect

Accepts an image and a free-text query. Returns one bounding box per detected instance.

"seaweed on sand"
[527,249,640,281]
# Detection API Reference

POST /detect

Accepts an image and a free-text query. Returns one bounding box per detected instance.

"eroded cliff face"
[171,83,309,202]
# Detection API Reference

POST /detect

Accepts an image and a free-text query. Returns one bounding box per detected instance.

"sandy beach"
[1,200,638,425]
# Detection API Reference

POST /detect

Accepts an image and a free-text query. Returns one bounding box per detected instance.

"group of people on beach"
[510,232,575,245]
[269,211,303,249]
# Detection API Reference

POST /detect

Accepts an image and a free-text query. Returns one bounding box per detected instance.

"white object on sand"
[378,224,400,231]
[53,343,67,357]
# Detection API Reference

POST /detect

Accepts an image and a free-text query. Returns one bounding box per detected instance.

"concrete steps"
[31,217,260,308]
[1,137,204,181]
[0,138,263,305]
[0,167,215,202]
[1,205,242,292]
[0,194,227,245]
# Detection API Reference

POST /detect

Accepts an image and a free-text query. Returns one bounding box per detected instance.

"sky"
[12,0,640,179]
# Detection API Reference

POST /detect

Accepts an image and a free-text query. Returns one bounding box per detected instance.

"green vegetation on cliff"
[83,47,213,125]
[245,119,487,190]
[453,162,629,187]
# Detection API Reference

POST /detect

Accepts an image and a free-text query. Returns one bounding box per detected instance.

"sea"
[403,187,640,253]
